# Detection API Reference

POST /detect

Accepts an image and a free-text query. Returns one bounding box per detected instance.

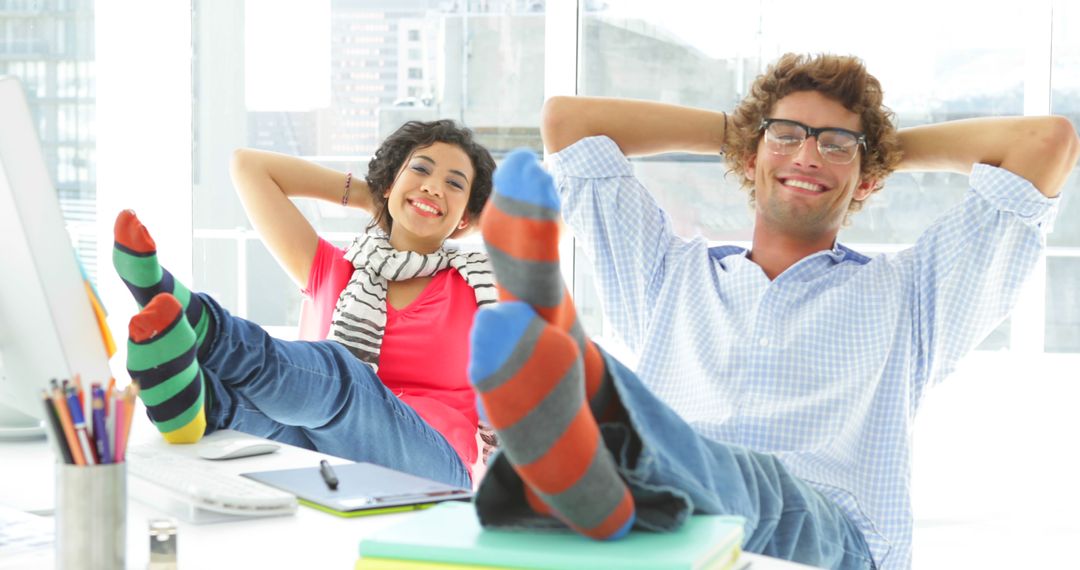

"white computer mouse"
[197,438,281,460]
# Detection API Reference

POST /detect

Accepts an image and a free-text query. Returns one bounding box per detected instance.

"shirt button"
[758,337,769,347]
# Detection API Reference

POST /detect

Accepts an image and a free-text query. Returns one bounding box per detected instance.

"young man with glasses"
[467,53,1078,569]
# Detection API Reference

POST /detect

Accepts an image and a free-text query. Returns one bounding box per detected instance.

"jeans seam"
[280,348,469,485]
[799,478,889,567]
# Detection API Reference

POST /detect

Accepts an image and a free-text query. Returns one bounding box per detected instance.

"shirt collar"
[708,241,870,279]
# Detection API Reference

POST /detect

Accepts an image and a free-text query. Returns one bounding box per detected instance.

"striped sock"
[127,293,207,444]
[469,302,635,540]
[113,209,212,357]
[482,149,619,423]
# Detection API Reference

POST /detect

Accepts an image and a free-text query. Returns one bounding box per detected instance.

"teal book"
[357,502,745,570]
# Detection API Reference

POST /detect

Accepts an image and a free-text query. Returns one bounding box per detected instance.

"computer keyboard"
[126,446,297,517]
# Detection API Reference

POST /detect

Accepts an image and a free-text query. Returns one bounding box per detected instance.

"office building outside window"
[187,0,1076,352]
[1050,1,1080,353]
[0,0,97,283]
[192,0,545,333]
[573,1,1071,353]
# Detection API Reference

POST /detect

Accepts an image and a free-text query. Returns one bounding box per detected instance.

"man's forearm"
[895,116,1079,198]
[541,96,728,157]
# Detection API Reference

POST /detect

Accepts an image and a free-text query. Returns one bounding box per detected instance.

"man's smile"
[778,176,830,194]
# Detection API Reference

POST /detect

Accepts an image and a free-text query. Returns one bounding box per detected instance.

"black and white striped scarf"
[328,230,497,369]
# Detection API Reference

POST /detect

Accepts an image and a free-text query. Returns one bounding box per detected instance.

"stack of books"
[356,502,745,570]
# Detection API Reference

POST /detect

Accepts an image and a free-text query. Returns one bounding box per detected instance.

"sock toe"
[602,510,635,541]
[492,148,560,211]
[114,209,156,254]
[128,293,183,343]
[468,302,540,383]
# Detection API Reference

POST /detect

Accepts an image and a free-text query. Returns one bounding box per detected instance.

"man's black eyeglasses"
[759,118,867,165]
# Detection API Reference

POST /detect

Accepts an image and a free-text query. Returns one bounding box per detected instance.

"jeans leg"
[201,371,316,450]
[603,350,874,570]
[196,293,470,488]
[474,348,874,570]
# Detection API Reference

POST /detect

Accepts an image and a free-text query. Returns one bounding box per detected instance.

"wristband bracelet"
[341,172,352,207]
[720,111,728,156]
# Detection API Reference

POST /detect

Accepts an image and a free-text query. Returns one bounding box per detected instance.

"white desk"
[1,430,817,569]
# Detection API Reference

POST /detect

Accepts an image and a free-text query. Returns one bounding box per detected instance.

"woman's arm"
[230,149,373,287]
[541,96,728,157]
[895,116,1079,198]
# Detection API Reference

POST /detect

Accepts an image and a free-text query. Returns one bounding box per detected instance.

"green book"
[357,502,744,570]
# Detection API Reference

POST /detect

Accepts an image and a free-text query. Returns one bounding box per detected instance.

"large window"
[1050,1,1080,352]
[192,0,545,335]
[0,0,97,282]
[573,1,1072,353]
[199,3,1078,351]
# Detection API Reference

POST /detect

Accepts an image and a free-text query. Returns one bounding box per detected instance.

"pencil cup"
[55,463,126,570]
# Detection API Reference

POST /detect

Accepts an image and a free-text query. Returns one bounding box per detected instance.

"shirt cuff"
[546,135,635,181]
[969,163,1060,231]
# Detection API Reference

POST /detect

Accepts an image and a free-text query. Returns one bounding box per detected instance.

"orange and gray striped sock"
[127,293,207,444]
[469,301,635,540]
[482,149,619,424]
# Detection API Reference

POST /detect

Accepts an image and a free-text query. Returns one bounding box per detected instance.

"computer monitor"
[0,76,112,440]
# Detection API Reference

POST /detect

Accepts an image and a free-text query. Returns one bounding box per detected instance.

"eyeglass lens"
[765,120,860,164]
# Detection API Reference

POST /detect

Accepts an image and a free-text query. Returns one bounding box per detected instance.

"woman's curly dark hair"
[365,119,495,235]
[725,53,902,220]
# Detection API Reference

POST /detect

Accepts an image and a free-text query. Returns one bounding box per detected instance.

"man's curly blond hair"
[724,53,903,218]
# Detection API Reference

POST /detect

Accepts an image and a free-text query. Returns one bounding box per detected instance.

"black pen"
[319,459,339,490]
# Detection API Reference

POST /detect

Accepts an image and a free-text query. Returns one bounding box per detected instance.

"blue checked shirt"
[548,136,1059,570]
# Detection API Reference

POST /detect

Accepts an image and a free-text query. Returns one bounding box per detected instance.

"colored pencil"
[52,387,86,466]
[113,395,127,463]
[41,390,74,464]
[122,383,139,456]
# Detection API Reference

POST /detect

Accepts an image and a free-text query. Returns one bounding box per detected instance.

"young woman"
[114,120,496,488]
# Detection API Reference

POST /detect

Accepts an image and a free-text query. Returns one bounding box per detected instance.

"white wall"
[95,0,193,381]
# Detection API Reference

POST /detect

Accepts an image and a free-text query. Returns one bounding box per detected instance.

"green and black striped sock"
[127,293,207,443]
[113,209,212,357]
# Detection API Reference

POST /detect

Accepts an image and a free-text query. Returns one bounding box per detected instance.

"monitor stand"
[0,402,44,441]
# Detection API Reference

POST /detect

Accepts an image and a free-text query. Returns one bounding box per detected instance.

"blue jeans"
[475,348,875,570]
[196,294,471,489]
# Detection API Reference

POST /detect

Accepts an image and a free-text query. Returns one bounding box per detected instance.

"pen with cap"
[66,387,98,465]
[320,459,339,490]
[73,374,86,413]
[91,384,112,464]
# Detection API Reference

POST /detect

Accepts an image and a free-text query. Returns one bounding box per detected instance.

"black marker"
[319,459,339,490]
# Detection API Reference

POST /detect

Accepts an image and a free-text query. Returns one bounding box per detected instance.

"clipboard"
[241,462,473,518]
